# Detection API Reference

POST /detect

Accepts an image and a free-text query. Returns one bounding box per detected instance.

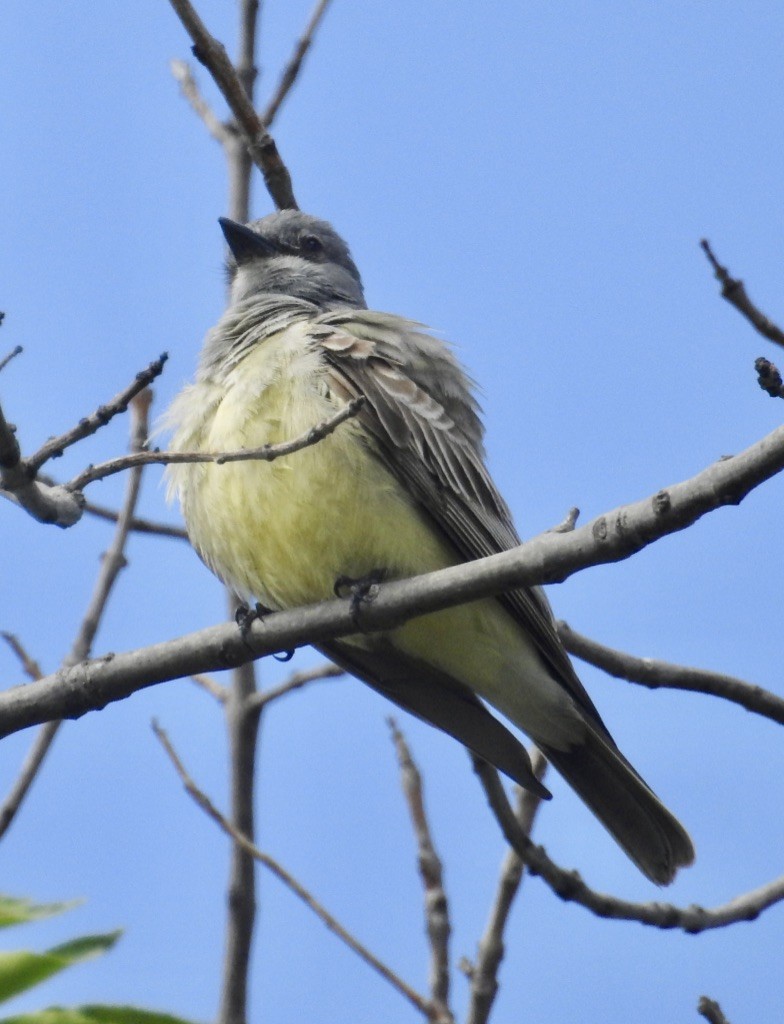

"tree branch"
[701,239,784,350]
[170,58,231,144]
[698,996,731,1024]
[260,0,334,128]
[388,720,453,1024]
[0,400,84,527]
[247,661,343,714]
[27,355,167,473]
[0,391,151,838]
[473,759,784,932]
[754,356,784,399]
[66,396,365,491]
[0,345,23,374]
[152,720,435,1020]
[3,418,784,737]
[166,0,298,210]
[0,356,166,527]
[465,751,547,1024]
[558,621,784,726]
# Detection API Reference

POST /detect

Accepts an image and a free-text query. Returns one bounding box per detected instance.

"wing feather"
[312,311,609,732]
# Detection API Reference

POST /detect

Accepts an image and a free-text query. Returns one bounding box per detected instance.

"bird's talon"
[235,601,269,641]
[333,569,387,628]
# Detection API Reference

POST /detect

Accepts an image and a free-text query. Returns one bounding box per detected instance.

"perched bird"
[166,210,694,885]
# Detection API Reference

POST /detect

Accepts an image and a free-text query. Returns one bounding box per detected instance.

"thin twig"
[247,662,343,713]
[558,621,784,726]
[27,355,167,472]
[0,400,83,527]
[473,759,784,932]
[388,720,453,1024]
[0,636,53,839]
[226,0,260,224]
[170,59,230,144]
[698,996,731,1024]
[166,0,298,210]
[700,239,784,350]
[82,498,188,539]
[190,673,229,703]
[548,507,579,534]
[1,632,43,681]
[260,0,334,128]
[0,346,23,374]
[0,392,151,840]
[32,472,188,538]
[465,751,547,1024]
[754,356,784,399]
[66,397,365,492]
[152,720,434,1019]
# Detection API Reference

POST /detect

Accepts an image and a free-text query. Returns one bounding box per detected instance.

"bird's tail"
[538,725,695,885]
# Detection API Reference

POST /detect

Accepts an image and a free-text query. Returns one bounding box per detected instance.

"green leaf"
[0,899,80,931]
[0,932,121,1004]
[0,1006,201,1024]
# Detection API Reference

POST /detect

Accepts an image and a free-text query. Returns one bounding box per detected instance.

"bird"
[165,209,695,885]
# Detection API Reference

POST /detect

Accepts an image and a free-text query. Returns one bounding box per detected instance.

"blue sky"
[2,2,784,1021]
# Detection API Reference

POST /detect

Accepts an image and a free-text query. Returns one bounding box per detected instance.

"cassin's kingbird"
[166,210,694,884]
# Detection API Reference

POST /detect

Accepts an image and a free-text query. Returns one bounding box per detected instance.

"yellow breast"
[166,323,582,747]
[167,328,457,610]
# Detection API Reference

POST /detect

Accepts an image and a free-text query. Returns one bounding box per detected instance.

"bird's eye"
[301,234,324,255]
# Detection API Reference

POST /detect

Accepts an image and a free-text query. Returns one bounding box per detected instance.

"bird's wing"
[317,638,551,799]
[309,310,609,733]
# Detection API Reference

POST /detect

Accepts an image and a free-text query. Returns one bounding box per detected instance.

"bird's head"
[220,210,366,310]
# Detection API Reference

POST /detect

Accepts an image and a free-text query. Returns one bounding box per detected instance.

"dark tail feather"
[538,726,695,885]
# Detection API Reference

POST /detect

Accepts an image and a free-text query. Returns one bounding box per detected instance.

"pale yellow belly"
[170,337,581,747]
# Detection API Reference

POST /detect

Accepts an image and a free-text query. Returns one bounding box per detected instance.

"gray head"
[220,210,366,311]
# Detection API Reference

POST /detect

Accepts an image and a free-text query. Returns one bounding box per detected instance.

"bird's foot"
[235,601,270,643]
[334,569,386,629]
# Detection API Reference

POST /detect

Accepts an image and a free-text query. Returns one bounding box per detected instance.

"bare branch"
[0,345,23,374]
[220,630,259,1024]
[0,638,53,840]
[218,11,262,1019]
[0,392,151,839]
[152,720,434,1019]
[466,751,547,1024]
[754,356,784,399]
[0,400,83,527]
[0,721,59,839]
[66,396,365,492]
[388,720,453,1023]
[248,661,343,713]
[548,507,579,534]
[81,496,188,539]
[474,759,784,932]
[698,996,731,1024]
[28,472,187,538]
[5,417,784,737]
[166,0,298,210]
[27,355,167,473]
[701,239,784,350]
[558,621,784,727]
[1,632,43,681]
[170,59,230,144]
[260,0,334,128]
[0,357,166,527]
[190,673,229,703]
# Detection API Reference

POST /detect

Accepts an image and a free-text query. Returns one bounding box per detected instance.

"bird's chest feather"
[172,334,452,609]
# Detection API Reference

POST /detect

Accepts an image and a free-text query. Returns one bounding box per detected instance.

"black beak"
[219,217,277,262]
